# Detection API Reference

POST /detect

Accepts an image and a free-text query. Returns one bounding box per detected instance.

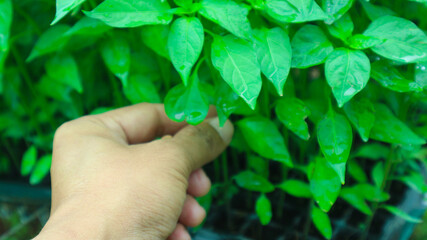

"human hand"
[33,103,234,240]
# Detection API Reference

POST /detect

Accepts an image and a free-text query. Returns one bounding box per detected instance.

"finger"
[179,195,206,227]
[168,118,233,173]
[167,223,191,240]
[187,169,211,197]
[94,104,217,144]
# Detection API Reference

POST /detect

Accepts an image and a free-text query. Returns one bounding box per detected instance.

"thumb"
[167,118,234,173]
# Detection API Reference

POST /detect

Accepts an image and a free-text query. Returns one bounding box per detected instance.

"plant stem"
[107,71,125,106]
[360,146,396,240]
[302,200,314,239]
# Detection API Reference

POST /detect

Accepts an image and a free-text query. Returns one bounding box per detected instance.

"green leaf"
[21,146,37,176]
[371,61,422,93]
[84,0,173,28]
[265,0,328,23]
[326,13,353,41]
[322,0,354,24]
[359,0,395,21]
[211,34,261,109]
[309,157,342,212]
[275,97,311,140]
[141,25,170,59]
[45,53,83,94]
[165,77,209,125]
[123,74,160,104]
[0,0,12,51]
[52,0,86,25]
[214,81,250,126]
[395,172,427,193]
[348,159,368,183]
[347,34,384,50]
[248,155,269,177]
[238,116,292,167]
[311,206,333,240]
[199,0,251,39]
[277,179,312,198]
[37,75,72,102]
[255,194,272,225]
[253,27,292,96]
[363,16,427,63]
[317,110,352,184]
[370,103,426,145]
[354,183,390,202]
[65,16,111,36]
[30,154,52,185]
[325,48,370,107]
[372,162,384,188]
[340,187,373,215]
[167,17,204,86]
[354,143,389,160]
[100,36,130,87]
[291,25,334,68]
[27,25,71,62]
[234,170,275,193]
[174,0,193,8]
[343,98,375,142]
[381,205,422,223]
[415,62,427,89]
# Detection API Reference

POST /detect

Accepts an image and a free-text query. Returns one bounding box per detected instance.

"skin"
[33,103,234,240]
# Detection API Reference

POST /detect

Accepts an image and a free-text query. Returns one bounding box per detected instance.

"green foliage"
[1,0,427,237]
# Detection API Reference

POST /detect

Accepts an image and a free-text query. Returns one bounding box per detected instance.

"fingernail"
[208,117,234,144]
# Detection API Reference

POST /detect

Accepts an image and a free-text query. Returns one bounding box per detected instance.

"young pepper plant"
[0,0,426,239]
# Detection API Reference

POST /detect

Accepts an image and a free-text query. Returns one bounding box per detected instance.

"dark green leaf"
[381,205,422,223]
[30,155,52,185]
[215,81,250,126]
[348,159,368,183]
[84,0,173,28]
[275,97,311,140]
[354,183,390,202]
[65,16,111,36]
[340,187,373,215]
[363,16,427,63]
[353,143,389,160]
[238,116,292,167]
[21,146,37,176]
[309,157,342,212]
[165,77,209,125]
[395,172,427,193]
[359,0,395,21]
[101,36,130,87]
[253,28,291,96]
[291,25,334,68]
[265,0,328,23]
[347,34,384,50]
[326,13,353,40]
[248,155,269,177]
[325,48,370,107]
[317,110,352,184]
[312,206,332,240]
[234,170,275,193]
[255,194,272,225]
[141,25,170,59]
[371,61,422,92]
[46,53,83,94]
[372,162,384,188]
[343,98,375,142]
[199,0,251,39]
[27,25,71,62]
[123,74,160,104]
[371,103,426,145]
[52,0,86,25]
[167,17,204,85]
[37,75,72,102]
[211,34,261,109]
[277,179,312,198]
[322,0,354,24]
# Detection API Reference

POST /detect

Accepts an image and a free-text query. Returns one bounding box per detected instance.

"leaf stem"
[203,29,216,38]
